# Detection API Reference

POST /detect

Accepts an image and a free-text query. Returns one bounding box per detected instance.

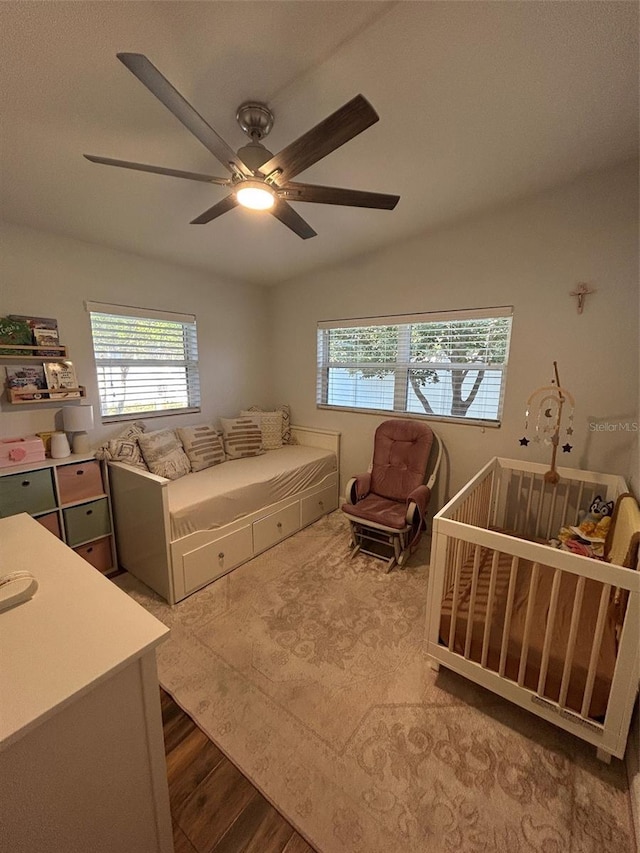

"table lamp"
[62,404,94,454]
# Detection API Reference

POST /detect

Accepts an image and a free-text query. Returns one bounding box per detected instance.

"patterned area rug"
[117,512,636,853]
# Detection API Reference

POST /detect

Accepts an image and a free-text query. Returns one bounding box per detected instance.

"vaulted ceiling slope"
[1,1,637,286]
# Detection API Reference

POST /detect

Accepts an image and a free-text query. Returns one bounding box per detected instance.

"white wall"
[0,223,271,443]
[270,160,639,503]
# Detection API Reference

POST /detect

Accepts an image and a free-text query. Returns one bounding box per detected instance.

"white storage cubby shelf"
[0,454,117,576]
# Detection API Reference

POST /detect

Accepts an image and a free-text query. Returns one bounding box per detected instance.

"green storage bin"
[63,498,111,546]
[0,468,56,517]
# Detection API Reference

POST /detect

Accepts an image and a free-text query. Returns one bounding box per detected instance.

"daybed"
[425,457,639,762]
[109,425,340,604]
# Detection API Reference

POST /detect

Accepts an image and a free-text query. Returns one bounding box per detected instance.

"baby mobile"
[519,361,575,484]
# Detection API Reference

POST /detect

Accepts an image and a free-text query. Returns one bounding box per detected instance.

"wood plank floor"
[161,689,317,853]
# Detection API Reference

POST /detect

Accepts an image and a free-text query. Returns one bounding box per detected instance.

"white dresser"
[0,513,173,853]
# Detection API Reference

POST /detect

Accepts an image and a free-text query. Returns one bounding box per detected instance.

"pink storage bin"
[0,435,46,468]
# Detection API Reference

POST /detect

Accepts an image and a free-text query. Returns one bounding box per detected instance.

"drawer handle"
[86,509,93,516]
[277,522,282,529]
[22,480,31,487]
[218,552,224,560]
[87,547,93,554]
[319,500,324,508]
[76,470,85,476]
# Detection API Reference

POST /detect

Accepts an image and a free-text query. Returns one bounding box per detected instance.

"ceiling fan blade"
[190,194,238,225]
[117,53,252,178]
[83,155,232,186]
[258,95,378,185]
[269,199,317,239]
[281,181,399,210]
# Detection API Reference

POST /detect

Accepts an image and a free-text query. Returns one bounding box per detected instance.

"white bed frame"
[108,426,340,605]
[425,457,639,762]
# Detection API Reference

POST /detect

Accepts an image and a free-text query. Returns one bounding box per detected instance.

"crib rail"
[426,458,637,760]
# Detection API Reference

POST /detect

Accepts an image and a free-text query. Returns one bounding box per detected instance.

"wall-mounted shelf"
[0,344,68,361]
[6,386,87,405]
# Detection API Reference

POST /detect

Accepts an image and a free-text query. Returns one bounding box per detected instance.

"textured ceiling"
[1,1,637,286]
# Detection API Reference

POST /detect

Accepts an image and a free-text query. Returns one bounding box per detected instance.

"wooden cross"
[570,282,595,314]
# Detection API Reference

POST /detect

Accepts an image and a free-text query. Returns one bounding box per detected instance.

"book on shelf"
[32,327,61,356]
[44,361,81,399]
[5,364,48,400]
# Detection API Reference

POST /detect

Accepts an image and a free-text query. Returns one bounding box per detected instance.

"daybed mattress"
[439,547,618,719]
[167,445,337,539]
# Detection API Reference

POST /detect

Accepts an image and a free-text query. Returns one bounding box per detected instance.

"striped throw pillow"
[241,410,283,450]
[177,425,225,472]
[220,416,264,460]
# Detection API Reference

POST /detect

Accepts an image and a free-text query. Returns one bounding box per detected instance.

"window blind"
[317,307,513,425]
[87,302,200,422]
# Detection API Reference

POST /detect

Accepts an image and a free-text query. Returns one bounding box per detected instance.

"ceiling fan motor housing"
[236,102,274,141]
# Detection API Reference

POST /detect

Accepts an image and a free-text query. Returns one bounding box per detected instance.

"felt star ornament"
[519,437,529,446]
[562,443,573,453]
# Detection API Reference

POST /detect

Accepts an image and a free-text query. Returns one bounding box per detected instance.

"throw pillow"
[220,416,264,460]
[241,410,283,450]
[137,429,191,480]
[177,425,225,472]
[94,421,148,470]
[247,404,292,444]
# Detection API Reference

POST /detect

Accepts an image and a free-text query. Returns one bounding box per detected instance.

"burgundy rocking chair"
[341,419,442,572]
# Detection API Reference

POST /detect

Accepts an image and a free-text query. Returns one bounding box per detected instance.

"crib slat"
[560,480,571,529]
[464,545,482,659]
[499,556,520,677]
[575,482,585,525]
[558,575,586,707]
[517,562,541,686]
[545,483,559,540]
[481,549,500,667]
[537,568,562,695]
[523,474,535,538]
[448,541,463,652]
[580,583,612,718]
[513,471,524,532]
[534,480,546,540]
[491,471,501,528]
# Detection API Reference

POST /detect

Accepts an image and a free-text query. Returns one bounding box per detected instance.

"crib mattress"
[439,547,618,719]
[167,445,337,540]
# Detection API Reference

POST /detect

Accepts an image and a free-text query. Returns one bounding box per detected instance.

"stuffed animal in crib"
[576,495,614,540]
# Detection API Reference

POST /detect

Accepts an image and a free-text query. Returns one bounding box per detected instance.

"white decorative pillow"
[137,429,191,480]
[241,410,283,450]
[220,416,264,460]
[95,421,148,470]
[247,404,292,444]
[177,425,225,472]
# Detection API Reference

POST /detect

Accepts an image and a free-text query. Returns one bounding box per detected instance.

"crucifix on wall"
[570,282,595,314]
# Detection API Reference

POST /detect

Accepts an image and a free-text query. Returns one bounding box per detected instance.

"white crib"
[425,457,639,761]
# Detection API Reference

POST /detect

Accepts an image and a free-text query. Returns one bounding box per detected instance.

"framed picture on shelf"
[5,364,48,400]
[44,361,81,399]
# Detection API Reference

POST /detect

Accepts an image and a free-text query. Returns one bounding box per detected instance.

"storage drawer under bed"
[253,502,300,553]
[181,525,253,596]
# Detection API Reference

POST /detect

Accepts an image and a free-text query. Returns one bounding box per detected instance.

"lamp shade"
[62,404,94,432]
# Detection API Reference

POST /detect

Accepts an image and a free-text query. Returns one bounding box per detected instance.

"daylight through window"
[317,307,513,425]
[87,302,200,421]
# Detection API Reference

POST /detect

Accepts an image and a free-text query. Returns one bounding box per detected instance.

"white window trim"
[317,306,513,427]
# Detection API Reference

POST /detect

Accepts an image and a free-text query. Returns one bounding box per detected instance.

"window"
[317,307,513,425]
[87,302,200,422]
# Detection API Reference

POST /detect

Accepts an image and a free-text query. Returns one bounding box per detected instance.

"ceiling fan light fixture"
[235,180,275,211]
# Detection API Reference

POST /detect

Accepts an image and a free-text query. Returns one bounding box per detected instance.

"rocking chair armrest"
[405,484,432,523]
[345,473,372,504]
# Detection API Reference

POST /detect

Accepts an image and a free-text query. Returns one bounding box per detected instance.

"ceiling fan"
[84,53,400,239]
